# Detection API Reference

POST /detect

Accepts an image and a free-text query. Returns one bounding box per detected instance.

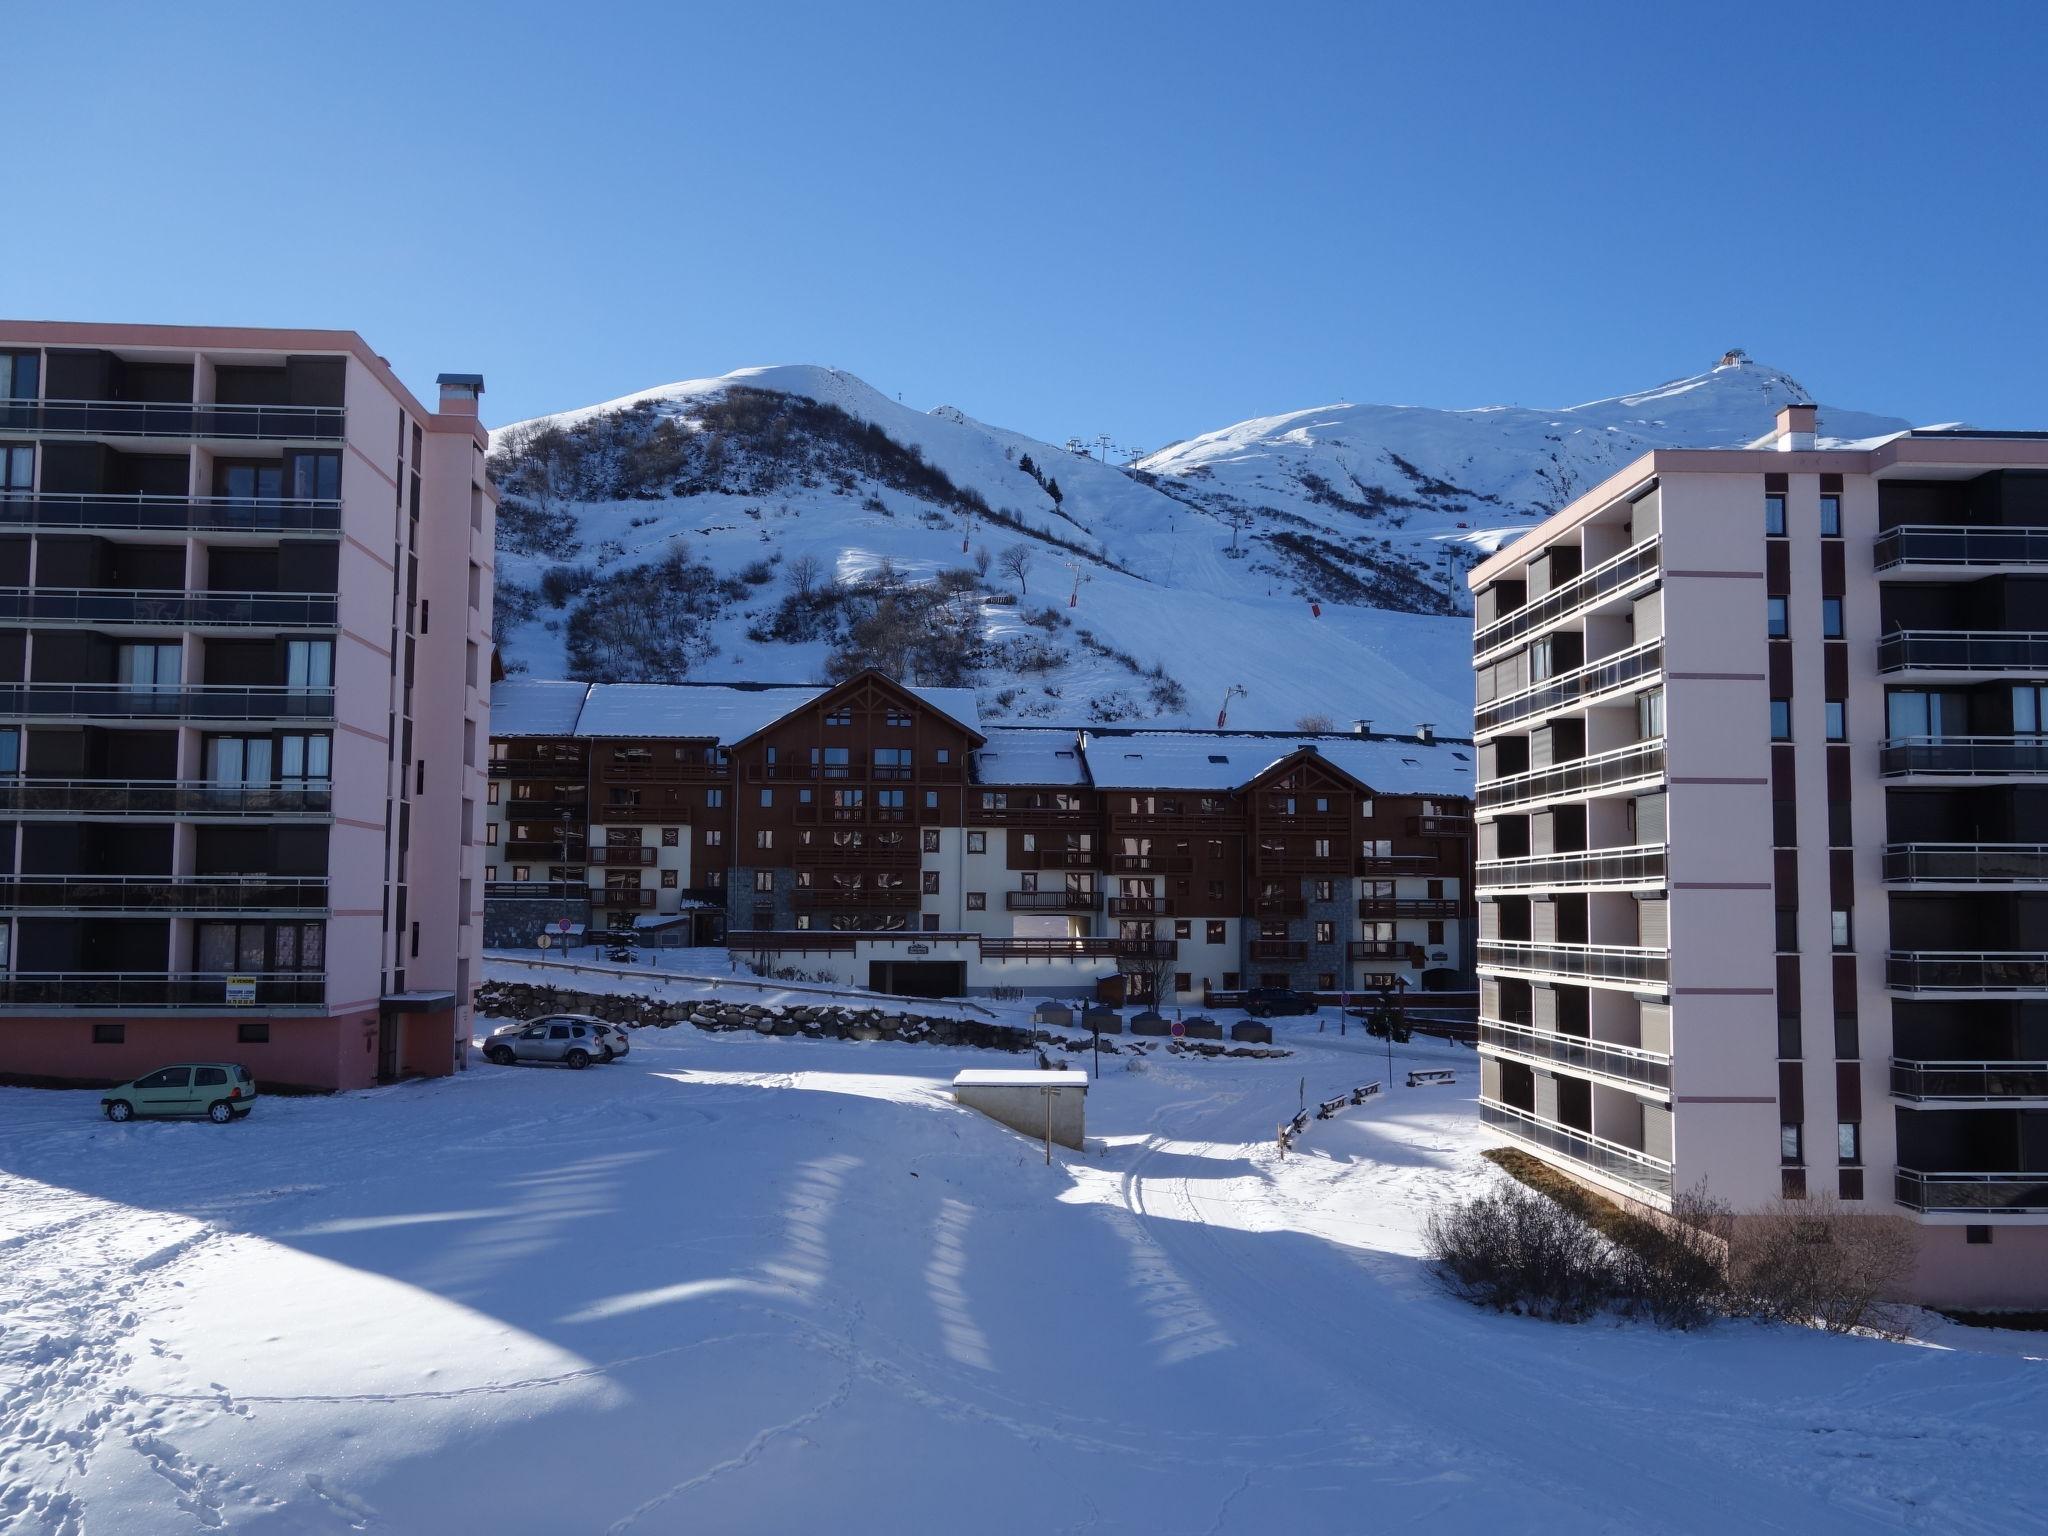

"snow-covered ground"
[2,992,2042,1533]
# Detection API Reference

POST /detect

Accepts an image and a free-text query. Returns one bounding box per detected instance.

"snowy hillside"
[486,358,1912,731]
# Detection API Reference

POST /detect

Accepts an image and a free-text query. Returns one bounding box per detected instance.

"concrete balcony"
[1887,951,2048,994]
[1891,1059,2048,1104]
[0,778,331,818]
[1477,843,1666,894]
[1006,889,1103,913]
[0,682,336,722]
[1479,1016,1672,1093]
[1478,938,1668,989]
[0,874,327,913]
[1473,535,1661,663]
[0,492,342,536]
[1475,638,1662,736]
[1874,525,2048,577]
[1476,738,1664,815]
[1480,1100,1673,1200]
[1878,630,2048,679]
[0,587,338,631]
[1893,1169,2048,1214]
[1880,736,2048,780]
[1882,843,2048,887]
[0,398,346,441]
[0,971,326,1013]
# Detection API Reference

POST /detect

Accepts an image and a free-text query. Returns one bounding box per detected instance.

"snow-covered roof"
[489,679,593,737]
[1079,730,1474,797]
[974,728,1088,786]
[953,1069,1089,1089]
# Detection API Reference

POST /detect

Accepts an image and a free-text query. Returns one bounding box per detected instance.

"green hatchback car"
[102,1063,258,1123]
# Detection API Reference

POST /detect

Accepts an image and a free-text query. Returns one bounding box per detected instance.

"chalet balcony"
[484,880,588,900]
[1479,1016,1672,1092]
[1893,1170,2048,1214]
[1477,739,1665,813]
[588,847,658,866]
[1111,853,1190,874]
[0,971,326,1013]
[1880,736,2048,778]
[1882,843,2048,886]
[1481,1100,1673,1199]
[0,874,327,913]
[490,758,588,779]
[1473,535,1662,661]
[981,937,1175,961]
[1252,893,1305,917]
[1478,939,1669,987]
[794,841,919,867]
[1476,844,1667,894]
[1107,895,1173,918]
[0,398,346,441]
[0,778,331,818]
[595,889,658,910]
[1358,897,1459,919]
[1878,630,2048,677]
[502,798,588,820]
[0,682,336,722]
[1348,939,1423,964]
[0,587,338,629]
[1874,525,2048,575]
[0,492,342,535]
[1409,814,1475,837]
[1250,939,1308,961]
[795,886,920,909]
[1475,638,1663,735]
[1356,853,1439,875]
[600,761,727,783]
[1890,1059,2048,1103]
[1033,847,1100,870]
[1886,951,2048,993]
[593,803,691,824]
[503,839,586,860]
[1006,889,1103,913]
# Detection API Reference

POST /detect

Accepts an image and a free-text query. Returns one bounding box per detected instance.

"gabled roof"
[973,728,1089,787]
[489,678,593,737]
[577,682,822,742]
[1238,745,1377,799]
[1076,729,1474,797]
[723,669,985,749]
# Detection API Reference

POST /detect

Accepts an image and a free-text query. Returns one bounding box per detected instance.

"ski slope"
[1,988,2040,1534]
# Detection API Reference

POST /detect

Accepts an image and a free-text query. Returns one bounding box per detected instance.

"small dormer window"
[885,708,911,727]
[825,709,851,727]
[1207,754,1228,764]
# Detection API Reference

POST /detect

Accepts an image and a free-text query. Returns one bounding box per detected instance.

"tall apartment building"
[1469,404,2048,1307]
[0,323,495,1091]
[484,671,1474,1001]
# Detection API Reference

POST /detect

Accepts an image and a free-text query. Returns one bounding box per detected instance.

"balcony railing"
[0,492,343,535]
[1107,895,1173,918]
[794,841,919,867]
[1474,536,1663,660]
[981,937,1175,961]
[1481,1100,1673,1198]
[1250,939,1309,961]
[1476,639,1663,735]
[600,761,727,782]
[1878,630,2048,674]
[0,587,338,629]
[1882,843,2048,885]
[587,846,658,866]
[1477,844,1667,893]
[1890,1059,2048,1102]
[1479,939,1669,986]
[0,971,327,1011]
[1875,525,2048,572]
[1005,889,1103,912]
[1033,847,1100,869]
[1111,854,1192,874]
[1348,939,1423,963]
[0,398,346,441]
[794,888,921,909]
[1894,1169,2048,1214]
[0,778,332,817]
[484,880,589,900]
[1477,739,1665,813]
[0,682,336,721]
[489,758,589,779]
[1253,895,1306,917]
[1409,814,1475,838]
[1887,951,2048,992]
[595,889,658,910]
[1358,853,1442,874]
[0,874,328,912]
[1880,736,2048,777]
[1479,1017,1672,1090]
[1358,897,1459,919]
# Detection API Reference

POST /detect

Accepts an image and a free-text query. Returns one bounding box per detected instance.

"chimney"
[1352,718,1372,736]
[1775,402,1817,453]
[437,372,485,419]
[1417,722,1435,743]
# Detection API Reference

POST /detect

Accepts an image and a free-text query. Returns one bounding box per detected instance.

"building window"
[1638,689,1665,740]
[754,871,774,893]
[1314,921,1335,944]
[707,869,724,888]
[1825,701,1846,741]
[1765,493,1786,536]
[1314,797,1329,813]
[409,921,420,958]
[485,865,498,882]
[1830,909,1852,950]
[935,748,950,764]
[1766,596,1788,638]
[1208,880,1226,901]
[662,826,680,847]
[1819,494,1841,537]
[922,829,940,852]
[1966,1225,1993,1245]
[966,830,986,854]
[1020,873,1038,893]
[485,822,499,845]
[922,871,940,894]
[755,830,773,850]
[93,1023,124,1044]
[1313,880,1334,901]
[0,442,33,496]
[238,1022,270,1044]
[1775,906,1799,951]
[1207,920,1226,945]
[1780,1122,1803,1164]
[511,865,530,881]
[794,913,812,930]
[486,781,501,805]
[286,639,333,691]
[661,870,678,888]
[921,913,940,932]
[924,790,939,809]
[1427,919,1445,945]
[1770,699,1792,740]
[704,828,722,847]
[1777,1015,1801,1058]
[1312,838,1330,858]
[1821,598,1843,639]
[706,789,724,809]
[966,892,985,911]
[825,708,851,727]
[1837,1121,1861,1165]
[760,788,773,807]
[1175,972,1191,992]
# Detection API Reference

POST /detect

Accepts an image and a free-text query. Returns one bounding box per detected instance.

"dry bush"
[1729,1196,1917,1336]
[1424,1182,1616,1322]
[1610,1186,1734,1330]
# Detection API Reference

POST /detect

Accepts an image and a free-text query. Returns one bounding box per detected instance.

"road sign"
[1169,1019,1185,1038]
[225,975,257,1006]
[536,933,553,950]
[557,918,573,933]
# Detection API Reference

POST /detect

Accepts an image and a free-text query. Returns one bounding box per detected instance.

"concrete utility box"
[1083,1006,1122,1035]
[1033,1001,1075,1027]
[952,1069,1089,1150]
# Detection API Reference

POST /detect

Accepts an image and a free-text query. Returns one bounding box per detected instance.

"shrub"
[1424,1181,1616,1322]
[739,557,777,586]
[1729,1197,1916,1336]
[539,563,587,608]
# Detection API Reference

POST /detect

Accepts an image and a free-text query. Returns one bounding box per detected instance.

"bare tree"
[996,542,1034,595]
[785,551,823,600]
[1294,712,1336,733]
[972,544,993,578]
[1116,939,1175,1011]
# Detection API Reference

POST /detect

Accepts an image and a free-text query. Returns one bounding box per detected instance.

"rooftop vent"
[1417,722,1435,743]
[1352,719,1372,735]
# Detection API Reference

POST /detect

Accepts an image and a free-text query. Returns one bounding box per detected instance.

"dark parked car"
[1243,987,1318,1018]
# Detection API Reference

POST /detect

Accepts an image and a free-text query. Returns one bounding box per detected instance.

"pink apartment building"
[0,323,495,1090]
[1470,404,2048,1308]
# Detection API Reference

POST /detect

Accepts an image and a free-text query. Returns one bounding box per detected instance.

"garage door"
[869,961,966,998]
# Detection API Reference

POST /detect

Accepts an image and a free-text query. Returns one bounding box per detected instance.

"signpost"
[226,975,257,1007]
[1169,1019,1185,1039]
[537,933,553,950]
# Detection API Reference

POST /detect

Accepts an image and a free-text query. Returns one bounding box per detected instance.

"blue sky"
[10,1,2046,447]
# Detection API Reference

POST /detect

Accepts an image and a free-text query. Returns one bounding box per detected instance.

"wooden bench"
[1406,1069,1457,1088]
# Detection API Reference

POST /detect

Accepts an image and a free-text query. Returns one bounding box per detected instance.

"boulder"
[1083,1008,1122,1035]
[1130,1015,1170,1038]
[1229,1021,1273,1045]
[1032,1001,1075,1027]
[1181,1018,1223,1041]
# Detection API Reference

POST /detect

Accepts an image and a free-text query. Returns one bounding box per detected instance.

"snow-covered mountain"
[486,358,1912,731]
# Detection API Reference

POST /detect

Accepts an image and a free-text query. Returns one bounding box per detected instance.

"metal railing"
[0,971,327,1011]
[1477,739,1665,812]
[587,846,657,866]
[0,492,342,534]
[1005,889,1103,912]
[1358,897,1459,919]
[0,778,332,816]
[794,886,920,908]
[1474,536,1662,660]
[981,937,1176,960]
[0,682,336,721]
[1479,1017,1672,1090]
[1886,951,2048,991]
[1410,814,1475,837]
[1875,525,2048,571]
[1479,939,1668,985]
[1882,843,2048,884]
[1111,854,1192,873]
[0,398,346,440]
[484,881,589,900]
[1894,1170,2048,1213]
[1477,844,1667,892]
[1348,939,1422,963]
[1481,1100,1673,1197]
[1108,895,1173,917]
[1880,736,2048,777]
[0,874,328,912]
[1476,639,1663,735]
[1879,631,2048,673]
[0,587,338,628]
[1890,1060,2048,1101]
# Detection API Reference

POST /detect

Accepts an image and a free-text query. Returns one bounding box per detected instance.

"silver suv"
[481,1015,627,1069]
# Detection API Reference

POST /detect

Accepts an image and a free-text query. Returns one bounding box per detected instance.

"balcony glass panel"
[0,399,345,440]
[1479,1017,1672,1090]
[0,683,335,721]
[1880,736,2048,777]
[0,494,341,534]
[1477,844,1666,892]
[1477,739,1664,812]
[1882,843,2048,884]
[1476,640,1662,734]
[0,779,331,816]
[1886,951,2048,991]
[1481,1100,1673,1197]
[0,973,326,1010]
[1893,1170,2048,1213]
[0,589,338,628]
[1474,536,1661,658]
[1878,631,2048,673]
[1875,526,2048,571]
[1478,939,1668,985]
[1890,1060,2048,1101]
